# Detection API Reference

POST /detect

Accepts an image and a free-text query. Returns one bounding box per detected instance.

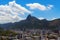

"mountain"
[0,14,60,30]
[13,15,49,29]
[48,19,60,30]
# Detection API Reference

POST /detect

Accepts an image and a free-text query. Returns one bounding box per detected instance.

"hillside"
[0,14,60,30]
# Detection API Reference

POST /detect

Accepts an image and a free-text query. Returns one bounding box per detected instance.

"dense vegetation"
[0,28,17,36]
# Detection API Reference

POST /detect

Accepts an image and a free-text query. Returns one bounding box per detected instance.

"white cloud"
[51,17,57,20]
[38,17,45,20]
[26,3,53,11]
[47,5,54,10]
[0,1,31,24]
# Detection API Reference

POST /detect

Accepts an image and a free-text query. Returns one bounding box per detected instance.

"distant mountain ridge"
[0,14,60,30]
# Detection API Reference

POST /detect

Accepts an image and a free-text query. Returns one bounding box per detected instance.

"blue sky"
[0,0,60,23]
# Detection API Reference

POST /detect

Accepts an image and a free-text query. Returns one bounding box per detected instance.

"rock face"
[0,14,60,30]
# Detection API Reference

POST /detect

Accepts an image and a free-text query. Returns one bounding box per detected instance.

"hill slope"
[0,15,60,30]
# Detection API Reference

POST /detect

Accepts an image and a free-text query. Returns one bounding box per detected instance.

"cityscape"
[0,29,60,40]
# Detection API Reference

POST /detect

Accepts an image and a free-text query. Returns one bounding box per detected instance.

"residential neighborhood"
[0,29,60,40]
